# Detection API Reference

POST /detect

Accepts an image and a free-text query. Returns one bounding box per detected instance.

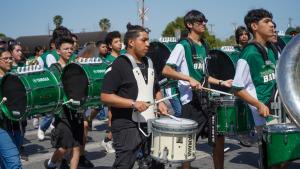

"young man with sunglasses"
[162,10,232,169]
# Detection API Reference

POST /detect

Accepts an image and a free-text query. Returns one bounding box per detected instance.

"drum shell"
[215,97,253,134]
[1,70,63,120]
[62,62,108,109]
[263,123,300,167]
[151,118,198,163]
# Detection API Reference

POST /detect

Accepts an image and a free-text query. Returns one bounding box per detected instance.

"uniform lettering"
[263,72,275,83]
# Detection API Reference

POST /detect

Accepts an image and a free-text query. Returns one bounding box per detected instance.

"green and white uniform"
[104,54,117,65]
[38,50,77,68]
[232,44,277,126]
[166,39,207,105]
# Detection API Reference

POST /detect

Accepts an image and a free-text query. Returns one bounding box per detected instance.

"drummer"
[0,48,22,169]
[232,8,285,169]
[101,23,168,169]
[44,36,84,169]
[162,10,232,169]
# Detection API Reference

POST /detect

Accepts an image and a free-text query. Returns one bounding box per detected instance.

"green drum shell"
[62,62,108,109]
[215,97,253,134]
[1,70,63,120]
[263,123,300,167]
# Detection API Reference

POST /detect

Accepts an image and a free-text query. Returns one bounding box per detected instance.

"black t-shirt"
[101,55,160,132]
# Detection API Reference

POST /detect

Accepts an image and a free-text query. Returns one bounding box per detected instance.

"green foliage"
[222,35,236,46]
[295,26,300,33]
[53,15,63,28]
[99,18,111,32]
[162,17,185,37]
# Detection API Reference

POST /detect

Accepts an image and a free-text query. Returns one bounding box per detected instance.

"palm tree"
[53,15,63,28]
[99,18,111,32]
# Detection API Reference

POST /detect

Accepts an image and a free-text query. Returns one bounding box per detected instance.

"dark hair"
[71,33,78,40]
[52,26,72,40]
[235,26,250,44]
[96,40,106,47]
[0,48,10,57]
[34,45,44,53]
[124,23,149,49]
[184,10,207,31]
[7,39,21,53]
[244,8,273,34]
[105,31,121,46]
[55,36,74,49]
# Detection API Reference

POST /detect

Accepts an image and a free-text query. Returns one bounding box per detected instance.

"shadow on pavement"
[230,151,258,168]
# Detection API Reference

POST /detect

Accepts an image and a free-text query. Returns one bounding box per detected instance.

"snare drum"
[151,117,198,163]
[215,96,253,134]
[262,123,300,167]
[61,59,108,109]
[1,68,63,120]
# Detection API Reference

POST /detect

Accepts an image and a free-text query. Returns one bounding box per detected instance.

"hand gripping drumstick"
[202,87,233,96]
[0,97,7,105]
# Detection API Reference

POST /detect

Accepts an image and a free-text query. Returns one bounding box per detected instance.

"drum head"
[207,50,236,93]
[153,117,198,129]
[147,42,172,81]
[1,74,27,115]
[263,123,300,133]
[62,63,89,104]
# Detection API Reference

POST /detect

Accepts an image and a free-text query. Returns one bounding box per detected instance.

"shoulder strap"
[179,38,197,59]
[146,57,153,69]
[124,54,138,69]
[266,41,279,60]
[245,42,271,65]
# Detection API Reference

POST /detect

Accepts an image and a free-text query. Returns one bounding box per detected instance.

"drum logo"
[32,77,50,83]
[93,69,106,74]
[187,134,193,157]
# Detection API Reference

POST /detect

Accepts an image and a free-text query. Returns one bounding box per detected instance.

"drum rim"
[263,123,300,133]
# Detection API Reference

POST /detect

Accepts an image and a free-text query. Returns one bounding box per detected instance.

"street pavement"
[22,119,300,169]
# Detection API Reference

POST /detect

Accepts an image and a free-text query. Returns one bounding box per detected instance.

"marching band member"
[101,23,168,169]
[162,10,232,169]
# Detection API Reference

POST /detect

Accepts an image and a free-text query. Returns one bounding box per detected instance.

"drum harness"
[123,54,156,137]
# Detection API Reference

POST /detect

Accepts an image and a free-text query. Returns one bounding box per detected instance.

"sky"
[1,0,299,40]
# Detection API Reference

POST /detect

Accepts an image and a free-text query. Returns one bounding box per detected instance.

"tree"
[99,18,111,32]
[162,17,185,37]
[222,35,236,46]
[53,15,63,28]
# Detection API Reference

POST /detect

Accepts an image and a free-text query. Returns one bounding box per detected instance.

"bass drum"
[207,49,240,93]
[61,61,108,109]
[147,41,176,81]
[1,68,63,120]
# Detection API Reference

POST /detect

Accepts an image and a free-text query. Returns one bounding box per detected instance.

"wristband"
[219,80,223,86]
[131,100,136,109]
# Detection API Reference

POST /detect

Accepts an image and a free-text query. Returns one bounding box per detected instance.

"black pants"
[112,126,164,169]
[182,100,210,141]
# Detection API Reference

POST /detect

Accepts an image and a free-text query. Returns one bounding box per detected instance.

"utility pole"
[288,17,293,27]
[138,0,148,27]
[208,24,215,34]
[231,22,237,32]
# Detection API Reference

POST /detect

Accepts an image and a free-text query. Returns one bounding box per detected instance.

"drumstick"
[202,87,233,96]
[148,93,179,106]
[166,114,182,122]
[268,114,280,118]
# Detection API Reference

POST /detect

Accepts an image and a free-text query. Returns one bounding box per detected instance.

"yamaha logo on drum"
[32,77,50,83]
[187,134,193,157]
[93,69,106,74]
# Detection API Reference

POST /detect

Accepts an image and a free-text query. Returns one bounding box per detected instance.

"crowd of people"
[0,7,298,169]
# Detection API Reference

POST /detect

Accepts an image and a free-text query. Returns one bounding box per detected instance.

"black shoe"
[20,147,29,162]
[44,159,56,169]
[59,159,70,169]
[78,155,94,168]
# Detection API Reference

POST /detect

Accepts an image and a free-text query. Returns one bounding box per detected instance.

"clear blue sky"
[1,0,299,40]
